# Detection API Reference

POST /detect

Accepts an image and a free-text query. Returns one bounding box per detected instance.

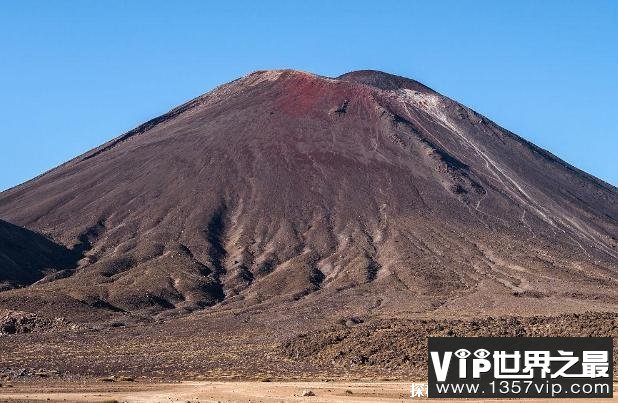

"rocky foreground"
[0,311,615,384]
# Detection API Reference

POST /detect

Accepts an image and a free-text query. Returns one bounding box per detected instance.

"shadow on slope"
[0,219,81,291]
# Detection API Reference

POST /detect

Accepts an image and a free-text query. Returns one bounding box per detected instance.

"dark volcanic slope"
[0,219,79,291]
[0,69,616,321]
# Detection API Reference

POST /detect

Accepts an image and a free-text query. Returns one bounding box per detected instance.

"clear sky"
[1,1,616,191]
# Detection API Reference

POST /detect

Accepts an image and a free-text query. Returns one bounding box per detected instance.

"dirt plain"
[0,380,617,402]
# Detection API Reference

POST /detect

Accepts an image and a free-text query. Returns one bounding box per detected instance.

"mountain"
[0,69,616,323]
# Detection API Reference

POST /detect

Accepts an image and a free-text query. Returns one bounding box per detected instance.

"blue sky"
[1,1,616,190]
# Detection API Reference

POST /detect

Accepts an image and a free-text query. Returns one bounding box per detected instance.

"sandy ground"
[0,381,616,403]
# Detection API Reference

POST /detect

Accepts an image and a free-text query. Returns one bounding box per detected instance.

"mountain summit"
[0,69,616,322]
